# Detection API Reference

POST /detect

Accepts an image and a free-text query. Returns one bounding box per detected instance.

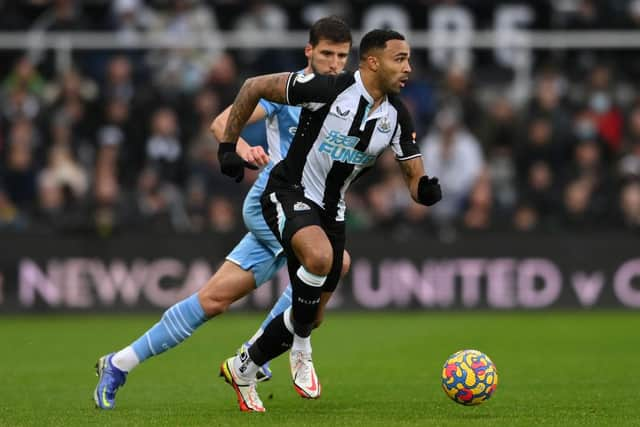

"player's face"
[306,39,351,75]
[377,39,412,94]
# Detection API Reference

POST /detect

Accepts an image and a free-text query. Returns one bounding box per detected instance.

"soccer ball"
[441,349,498,405]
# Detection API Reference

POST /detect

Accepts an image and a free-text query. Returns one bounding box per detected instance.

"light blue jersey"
[226,96,301,286]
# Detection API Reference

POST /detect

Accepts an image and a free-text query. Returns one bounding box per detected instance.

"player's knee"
[198,289,232,317]
[340,250,351,279]
[202,296,231,316]
[302,247,333,276]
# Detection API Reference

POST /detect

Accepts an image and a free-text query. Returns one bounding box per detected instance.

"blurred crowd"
[1,0,640,238]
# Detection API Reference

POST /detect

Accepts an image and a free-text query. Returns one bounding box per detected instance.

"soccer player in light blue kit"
[94,16,353,410]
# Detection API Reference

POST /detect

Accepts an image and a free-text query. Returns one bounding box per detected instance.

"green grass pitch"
[0,312,638,426]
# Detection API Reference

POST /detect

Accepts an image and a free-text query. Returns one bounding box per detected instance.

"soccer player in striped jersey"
[217,29,442,411]
[93,17,352,412]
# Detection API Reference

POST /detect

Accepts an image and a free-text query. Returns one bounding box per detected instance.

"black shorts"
[260,180,345,293]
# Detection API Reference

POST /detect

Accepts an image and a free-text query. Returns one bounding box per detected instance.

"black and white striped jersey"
[269,70,422,221]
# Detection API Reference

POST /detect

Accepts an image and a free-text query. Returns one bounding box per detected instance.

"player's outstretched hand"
[417,175,442,206]
[218,142,259,183]
[242,145,270,167]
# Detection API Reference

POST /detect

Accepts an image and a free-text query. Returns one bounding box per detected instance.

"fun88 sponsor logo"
[318,130,376,165]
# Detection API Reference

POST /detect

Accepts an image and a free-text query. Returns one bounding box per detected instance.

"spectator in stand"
[364,150,412,230]
[1,118,39,211]
[561,178,598,230]
[527,69,572,145]
[205,53,241,108]
[145,107,185,185]
[580,65,624,154]
[146,0,221,94]
[618,179,640,231]
[515,116,566,186]
[512,202,540,232]
[207,196,238,233]
[95,98,141,187]
[618,105,640,180]
[0,188,26,231]
[32,161,88,234]
[564,0,606,30]
[91,166,126,237]
[1,85,42,124]
[41,144,88,202]
[126,165,188,233]
[100,56,136,106]
[233,0,292,73]
[436,65,482,133]
[619,140,640,181]
[421,106,484,225]
[461,169,494,231]
[44,68,99,162]
[561,136,613,227]
[184,88,220,153]
[184,177,208,232]
[477,96,518,215]
[106,0,156,41]
[2,56,45,99]
[520,161,561,229]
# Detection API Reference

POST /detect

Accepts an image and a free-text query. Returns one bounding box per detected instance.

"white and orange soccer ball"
[441,349,498,405]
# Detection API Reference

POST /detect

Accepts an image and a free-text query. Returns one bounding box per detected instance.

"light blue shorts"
[226,182,286,287]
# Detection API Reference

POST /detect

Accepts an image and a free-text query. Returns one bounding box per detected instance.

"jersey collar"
[354,70,375,105]
[354,71,389,122]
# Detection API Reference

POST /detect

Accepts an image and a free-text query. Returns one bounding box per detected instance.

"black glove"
[218,142,259,183]
[417,175,442,206]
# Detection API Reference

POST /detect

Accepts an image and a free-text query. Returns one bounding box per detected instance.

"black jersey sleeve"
[389,97,422,161]
[285,71,354,110]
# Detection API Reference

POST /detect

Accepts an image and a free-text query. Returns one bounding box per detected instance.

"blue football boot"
[94,353,127,409]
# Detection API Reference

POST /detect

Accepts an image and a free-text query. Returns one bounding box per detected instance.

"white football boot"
[219,356,266,412]
[289,350,321,399]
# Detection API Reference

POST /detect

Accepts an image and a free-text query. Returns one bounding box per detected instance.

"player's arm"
[221,73,290,145]
[222,71,342,144]
[211,104,269,166]
[397,157,441,206]
[218,71,341,181]
[391,99,442,206]
[217,73,289,181]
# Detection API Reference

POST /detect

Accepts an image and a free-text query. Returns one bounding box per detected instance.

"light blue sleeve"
[259,98,283,118]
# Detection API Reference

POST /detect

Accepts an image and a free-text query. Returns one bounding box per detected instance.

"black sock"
[290,268,324,337]
[248,312,293,366]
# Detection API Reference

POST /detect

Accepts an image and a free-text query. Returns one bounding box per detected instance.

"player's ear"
[367,55,379,72]
[304,43,313,61]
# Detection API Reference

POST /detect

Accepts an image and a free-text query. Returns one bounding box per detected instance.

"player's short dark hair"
[359,29,406,60]
[309,16,352,47]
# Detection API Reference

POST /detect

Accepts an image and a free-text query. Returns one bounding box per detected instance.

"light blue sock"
[131,293,207,362]
[246,284,293,345]
[260,284,293,332]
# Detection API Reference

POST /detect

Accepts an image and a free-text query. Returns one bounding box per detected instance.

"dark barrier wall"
[0,233,639,312]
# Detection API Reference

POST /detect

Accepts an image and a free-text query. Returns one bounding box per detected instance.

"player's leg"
[289,220,345,398]
[226,249,347,402]
[245,275,290,346]
[313,249,350,329]
[224,189,331,386]
[233,187,290,381]
[236,255,287,383]
[94,260,255,409]
[237,248,349,387]
[241,227,337,399]
[248,248,349,346]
